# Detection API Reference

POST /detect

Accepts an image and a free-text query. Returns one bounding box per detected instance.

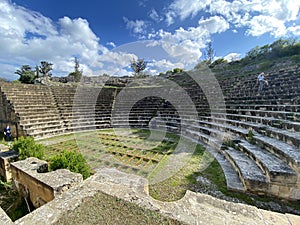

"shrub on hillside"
[49,150,91,179]
[173,68,183,73]
[12,137,45,160]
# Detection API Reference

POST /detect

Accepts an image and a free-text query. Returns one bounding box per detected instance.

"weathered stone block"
[11,157,83,208]
[269,184,280,196]
[0,150,18,182]
[290,188,300,200]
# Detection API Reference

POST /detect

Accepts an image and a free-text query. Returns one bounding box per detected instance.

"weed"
[247,129,255,144]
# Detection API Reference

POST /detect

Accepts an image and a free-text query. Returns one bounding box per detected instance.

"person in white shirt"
[257,72,268,92]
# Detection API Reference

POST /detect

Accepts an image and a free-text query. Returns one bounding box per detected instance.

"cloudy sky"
[1,0,300,80]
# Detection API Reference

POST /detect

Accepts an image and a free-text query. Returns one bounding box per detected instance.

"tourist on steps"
[3,124,12,141]
[257,72,268,92]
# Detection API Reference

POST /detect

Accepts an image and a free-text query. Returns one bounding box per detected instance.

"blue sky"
[1,0,300,80]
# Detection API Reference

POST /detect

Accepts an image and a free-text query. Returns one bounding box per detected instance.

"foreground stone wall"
[0,150,18,182]
[10,157,83,208]
[12,168,300,225]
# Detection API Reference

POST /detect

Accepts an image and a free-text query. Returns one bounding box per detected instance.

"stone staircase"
[0,83,116,139]
[0,83,65,138]
[51,86,115,133]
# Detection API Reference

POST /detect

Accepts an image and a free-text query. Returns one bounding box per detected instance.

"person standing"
[257,72,266,92]
[3,125,12,141]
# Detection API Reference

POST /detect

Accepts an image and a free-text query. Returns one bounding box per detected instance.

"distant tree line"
[243,38,300,61]
[194,38,300,70]
[15,57,82,84]
[15,61,53,84]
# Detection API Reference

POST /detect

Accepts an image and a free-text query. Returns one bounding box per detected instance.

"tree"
[173,68,183,73]
[130,58,147,77]
[39,61,53,79]
[35,65,40,78]
[204,42,216,64]
[210,58,227,68]
[68,57,83,82]
[15,65,36,84]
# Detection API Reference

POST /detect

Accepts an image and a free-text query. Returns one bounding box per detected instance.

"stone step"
[224,148,268,192]
[25,123,64,133]
[21,120,63,129]
[221,108,300,122]
[238,140,297,184]
[200,115,300,149]
[205,146,245,192]
[253,135,300,169]
[263,126,300,148]
[211,112,300,132]
[29,128,67,139]
[225,104,300,113]
[182,118,249,137]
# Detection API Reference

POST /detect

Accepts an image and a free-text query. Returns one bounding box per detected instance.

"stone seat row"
[151,116,300,199]
[216,107,300,122]
[211,112,300,132]
[199,115,300,149]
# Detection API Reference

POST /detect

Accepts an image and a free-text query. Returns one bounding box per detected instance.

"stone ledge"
[14,168,300,225]
[10,157,83,208]
[0,207,13,225]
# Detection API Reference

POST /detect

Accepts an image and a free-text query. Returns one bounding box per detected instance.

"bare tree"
[204,42,216,64]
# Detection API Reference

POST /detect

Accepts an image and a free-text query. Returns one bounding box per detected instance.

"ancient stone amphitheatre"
[1,64,300,224]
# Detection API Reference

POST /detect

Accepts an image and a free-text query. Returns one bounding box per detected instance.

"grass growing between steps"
[196,158,300,214]
[149,146,300,215]
[43,129,180,177]
[149,144,205,201]
[41,129,300,215]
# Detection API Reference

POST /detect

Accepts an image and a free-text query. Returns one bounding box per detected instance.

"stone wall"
[10,157,83,208]
[0,86,19,137]
[0,150,18,182]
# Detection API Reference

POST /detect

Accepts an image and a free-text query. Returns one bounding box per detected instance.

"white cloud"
[224,53,241,62]
[287,25,300,35]
[123,17,147,34]
[155,26,209,65]
[106,42,116,48]
[0,0,139,78]
[59,17,99,49]
[198,16,230,34]
[167,0,211,24]
[165,0,300,39]
[245,15,287,37]
[99,51,137,68]
[150,16,228,66]
[149,9,162,22]
[148,59,184,74]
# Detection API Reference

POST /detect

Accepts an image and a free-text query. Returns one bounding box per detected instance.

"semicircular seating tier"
[1,64,300,200]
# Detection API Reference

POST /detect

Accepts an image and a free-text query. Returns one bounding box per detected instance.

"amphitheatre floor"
[37,129,300,217]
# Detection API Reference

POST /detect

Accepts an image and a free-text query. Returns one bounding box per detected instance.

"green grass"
[41,129,300,214]
[149,144,205,201]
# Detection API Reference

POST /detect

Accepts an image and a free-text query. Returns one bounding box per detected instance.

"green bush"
[291,55,300,63]
[49,150,91,179]
[12,137,44,160]
[173,68,183,73]
[259,60,273,70]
